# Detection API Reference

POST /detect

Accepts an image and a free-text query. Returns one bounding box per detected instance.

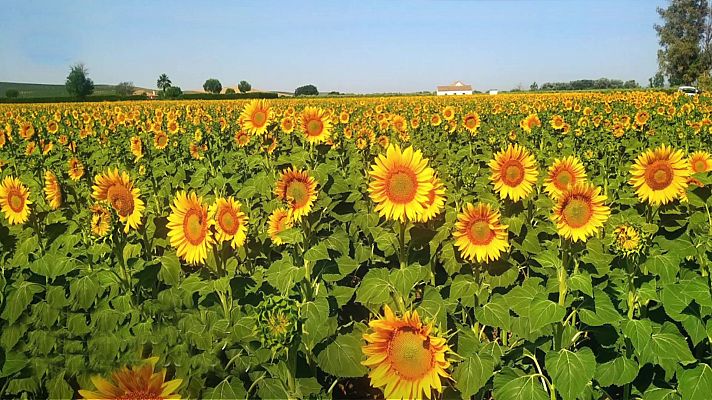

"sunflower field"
[0,92,711,400]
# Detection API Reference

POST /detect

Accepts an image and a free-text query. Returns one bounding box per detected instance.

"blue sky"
[0,0,666,93]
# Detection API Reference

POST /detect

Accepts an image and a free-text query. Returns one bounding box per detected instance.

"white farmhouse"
[436,81,473,96]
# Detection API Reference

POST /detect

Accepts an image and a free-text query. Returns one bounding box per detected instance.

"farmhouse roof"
[437,81,472,91]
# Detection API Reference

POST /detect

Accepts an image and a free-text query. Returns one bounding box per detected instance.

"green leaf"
[390,265,426,298]
[545,347,596,400]
[316,332,367,378]
[203,378,247,399]
[356,268,392,305]
[266,256,303,295]
[567,273,593,297]
[29,254,79,280]
[304,242,330,262]
[579,289,621,327]
[643,387,681,400]
[122,242,142,261]
[48,373,74,399]
[679,364,712,400]
[642,332,696,366]
[526,296,566,332]
[70,275,101,310]
[533,250,562,270]
[493,368,549,400]
[476,295,511,330]
[0,351,27,378]
[0,281,43,324]
[596,357,638,387]
[454,353,495,399]
[642,253,678,284]
[159,252,181,286]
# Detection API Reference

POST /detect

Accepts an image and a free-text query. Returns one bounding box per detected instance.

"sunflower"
[129,136,143,160]
[629,144,690,206]
[368,144,435,222]
[68,157,85,181]
[210,197,248,249]
[418,174,446,223]
[241,99,272,135]
[78,357,182,400]
[167,192,214,265]
[489,144,539,202]
[154,130,169,150]
[362,305,451,400]
[689,150,712,173]
[391,115,408,135]
[552,182,610,242]
[234,130,251,147]
[462,112,480,134]
[43,170,62,210]
[550,115,565,130]
[301,106,332,144]
[613,224,642,255]
[92,169,144,233]
[267,207,293,245]
[275,167,318,220]
[453,203,508,263]
[543,156,587,199]
[520,113,541,133]
[280,116,295,134]
[90,204,111,237]
[0,176,32,225]
[442,106,455,121]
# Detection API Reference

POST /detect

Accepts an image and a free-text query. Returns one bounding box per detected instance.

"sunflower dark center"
[107,184,134,217]
[306,119,324,136]
[468,219,495,245]
[554,169,575,190]
[253,111,267,127]
[501,160,525,187]
[386,169,418,203]
[7,189,24,213]
[183,208,207,245]
[562,197,593,229]
[218,207,239,235]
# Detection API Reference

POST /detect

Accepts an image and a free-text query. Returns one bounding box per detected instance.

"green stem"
[398,220,408,269]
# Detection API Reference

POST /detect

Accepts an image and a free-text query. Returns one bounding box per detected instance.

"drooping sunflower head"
[362,305,451,400]
[79,357,182,400]
[300,106,332,144]
[552,181,610,242]
[240,99,272,135]
[689,150,712,173]
[210,196,248,249]
[275,167,318,221]
[0,176,32,225]
[92,169,144,233]
[452,202,509,264]
[90,204,112,237]
[368,144,435,222]
[613,224,643,256]
[43,170,62,210]
[629,144,691,206]
[489,144,539,202]
[418,174,446,223]
[68,157,85,181]
[267,207,293,245]
[167,191,214,265]
[543,156,587,199]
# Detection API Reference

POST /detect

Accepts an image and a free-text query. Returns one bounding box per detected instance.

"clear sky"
[0,0,667,93]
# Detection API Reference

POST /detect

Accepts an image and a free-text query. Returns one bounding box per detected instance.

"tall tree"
[115,81,135,96]
[203,78,222,94]
[157,74,172,92]
[655,0,709,85]
[238,80,252,93]
[65,63,95,98]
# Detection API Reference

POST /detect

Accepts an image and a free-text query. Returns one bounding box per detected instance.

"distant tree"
[655,0,709,85]
[650,71,666,88]
[225,88,236,94]
[163,86,183,99]
[115,81,135,96]
[203,78,222,94]
[623,80,639,88]
[238,80,252,93]
[295,84,319,96]
[5,89,19,98]
[157,74,172,92]
[530,82,538,91]
[65,63,95,98]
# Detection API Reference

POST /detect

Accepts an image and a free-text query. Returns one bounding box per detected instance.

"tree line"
[529,79,639,92]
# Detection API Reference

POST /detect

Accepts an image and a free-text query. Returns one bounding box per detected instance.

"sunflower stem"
[397,220,408,269]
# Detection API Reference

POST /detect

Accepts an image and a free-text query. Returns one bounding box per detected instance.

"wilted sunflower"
[90,204,111,237]
[210,196,248,249]
[362,305,451,400]
[43,170,62,210]
[368,144,435,222]
[167,191,214,265]
[267,207,293,245]
[462,112,481,134]
[543,156,587,199]
[78,357,182,400]
[552,182,610,242]
[453,202,508,263]
[629,144,690,206]
[275,167,318,220]
[92,169,144,233]
[300,106,332,144]
[418,174,446,223]
[68,157,85,181]
[241,99,272,135]
[0,176,32,225]
[489,144,539,202]
[689,150,712,173]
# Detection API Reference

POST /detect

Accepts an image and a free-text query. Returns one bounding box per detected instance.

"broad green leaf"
[526,296,565,332]
[595,357,638,387]
[0,281,44,324]
[454,353,495,399]
[545,347,596,400]
[621,319,653,354]
[47,373,74,399]
[390,265,426,298]
[678,364,712,400]
[642,332,696,366]
[356,268,392,305]
[203,378,247,399]
[642,253,678,283]
[304,242,330,262]
[0,351,27,378]
[493,368,549,400]
[476,296,511,330]
[29,254,79,280]
[567,273,593,297]
[159,252,181,286]
[265,257,303,295]
[643,387,681,400]
[316,332,367,378]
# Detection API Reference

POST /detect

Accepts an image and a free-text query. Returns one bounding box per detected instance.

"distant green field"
[0,82,150,98]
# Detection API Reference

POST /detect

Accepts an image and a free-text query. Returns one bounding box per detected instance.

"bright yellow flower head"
[629,144,690,206]
[0,176,32,225]
[552,181,610,242]
[489,144,539,202]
